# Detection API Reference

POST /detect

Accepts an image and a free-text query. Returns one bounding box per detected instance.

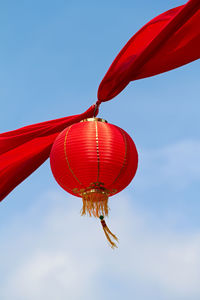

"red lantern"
[50,117,138,248]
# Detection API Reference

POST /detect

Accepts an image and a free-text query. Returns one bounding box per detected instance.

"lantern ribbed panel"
[50,119,138,198]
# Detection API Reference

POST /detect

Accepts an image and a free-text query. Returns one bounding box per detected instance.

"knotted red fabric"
[98,0,200,101]
[0,105,98,201]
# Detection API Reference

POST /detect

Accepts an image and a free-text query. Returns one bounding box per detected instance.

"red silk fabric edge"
[98,0,200,101]
[0,105,98,201]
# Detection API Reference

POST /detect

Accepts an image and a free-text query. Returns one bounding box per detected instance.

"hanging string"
[99,215,118,249]
[93,100,102,117]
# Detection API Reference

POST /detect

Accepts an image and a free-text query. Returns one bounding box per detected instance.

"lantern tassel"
[100,215,118,249]
[81,191,109,217]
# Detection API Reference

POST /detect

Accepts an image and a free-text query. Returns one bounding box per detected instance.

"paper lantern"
[50,117,138,247]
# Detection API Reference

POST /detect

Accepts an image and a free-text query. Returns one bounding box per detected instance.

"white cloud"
[6,251,98,300]
[137,139,200,189]
[1,189,200,300]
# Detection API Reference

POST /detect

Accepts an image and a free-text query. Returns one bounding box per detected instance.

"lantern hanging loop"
[93,100,102,117]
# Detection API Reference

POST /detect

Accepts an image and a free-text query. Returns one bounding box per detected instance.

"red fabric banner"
[98,0,200,101]
[0,105,97,201]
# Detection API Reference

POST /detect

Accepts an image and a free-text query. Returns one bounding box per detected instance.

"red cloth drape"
[0,105,97,201]
[98,0,200,101]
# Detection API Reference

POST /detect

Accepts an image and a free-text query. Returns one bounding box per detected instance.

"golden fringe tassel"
[100,216,118,249]
[80,190,118,249]
[81,190,109,217]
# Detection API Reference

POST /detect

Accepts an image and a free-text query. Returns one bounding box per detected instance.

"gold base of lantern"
[81,189,109,217]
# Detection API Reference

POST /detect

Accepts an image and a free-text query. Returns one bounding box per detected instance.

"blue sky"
[0,0,200,299]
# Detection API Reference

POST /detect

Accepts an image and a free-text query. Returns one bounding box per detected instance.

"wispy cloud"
[1,187,200,300]
[137,139,200,189]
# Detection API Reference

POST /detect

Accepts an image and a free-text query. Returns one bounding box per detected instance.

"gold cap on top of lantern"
[81,117,108,123]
